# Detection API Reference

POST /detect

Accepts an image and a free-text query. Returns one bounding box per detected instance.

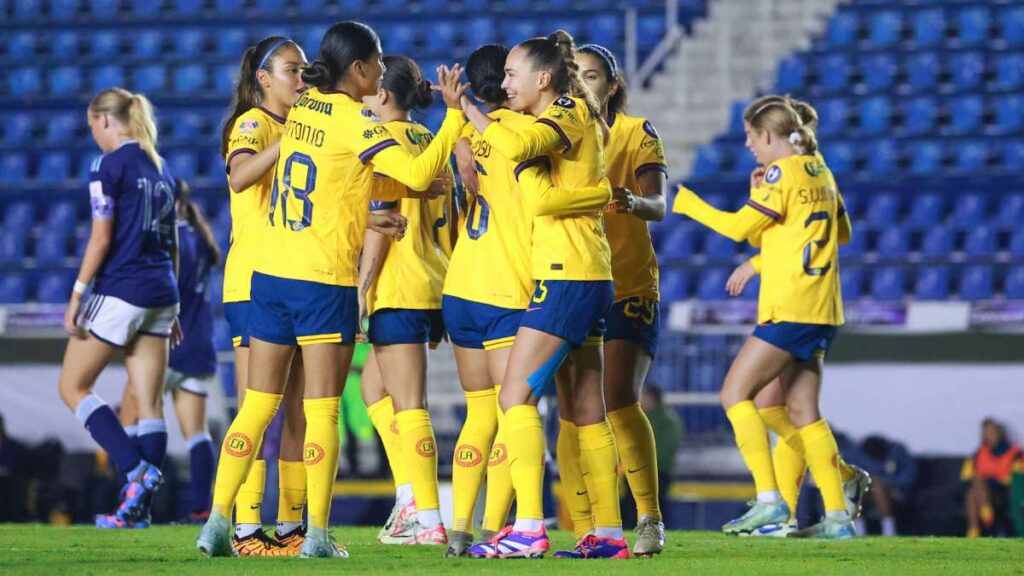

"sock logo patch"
[304,442,325,465]
[416,437,436,457]
[455,444,483,467]
[389,420,399,435]
[225,432,253,457]
[488,443,507,466]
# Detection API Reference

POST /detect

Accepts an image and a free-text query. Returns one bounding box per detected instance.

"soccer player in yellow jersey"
[218,35,310,557]
[197,21,469,558]
[725,96,870,538]
[463,31,630,560]
[673,98,855,539]
[355,54,454,547]
[567,43,669,556]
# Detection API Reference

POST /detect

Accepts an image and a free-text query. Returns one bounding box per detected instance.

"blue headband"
[257,39,290,71]
[579,44,618,78]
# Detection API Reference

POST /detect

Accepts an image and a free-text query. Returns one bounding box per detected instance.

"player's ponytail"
[578,43,628,116]
[381,54,435,112]
[89,87,163,171]
[303,21,380,91]
[786,96,819,134]
[176,178,222,266]
[745,97,818,156]
[220,35,296,157]
[466,44,510,106]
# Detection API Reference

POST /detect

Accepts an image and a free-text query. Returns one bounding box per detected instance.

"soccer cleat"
[178,510,210,525]
[468,525,550,559]
[750,522,797,538]
[196,513,234,557]
[632,515,665,556]
[299,527,349,558]
[95,512,150,529]
[118,461,164,522]
[275,525,306,552]
[378,500,418,544]
[722,500,791,536]
[233,529,294,557]
[445,530,474,557]
[412,523,448,546]
[844,465,872,519]
[554,534,630,559]
[789,514,856,539]
[377,501,402,542]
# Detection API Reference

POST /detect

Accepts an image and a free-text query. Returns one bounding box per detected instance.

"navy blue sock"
[137,418,168,469]
[188,432,215,513]
[75,394,141,476]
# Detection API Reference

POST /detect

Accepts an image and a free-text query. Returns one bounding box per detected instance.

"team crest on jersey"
[239,119,259,134]
[642,120,660,140]
[455,444,484,467]
[304,442,325,466]
[554,96,576,109]
[804,161,824,177]
[765,165,782,184]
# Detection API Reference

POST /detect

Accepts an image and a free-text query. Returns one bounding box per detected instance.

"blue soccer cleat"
[468,525,550,559]
[554,534,631,559]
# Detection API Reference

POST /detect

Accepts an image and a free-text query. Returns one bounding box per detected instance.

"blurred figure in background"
[640,384,682,524]
[962,418,1021,537]
[853,435,916,536]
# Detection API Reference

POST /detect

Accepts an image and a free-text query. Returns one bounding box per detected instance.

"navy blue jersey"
[89,141,179,308]
[169,221,217,376]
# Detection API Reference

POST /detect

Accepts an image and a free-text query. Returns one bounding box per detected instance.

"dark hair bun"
[466,44,510,106]
[412,78,435,110]
[302,60,331,86]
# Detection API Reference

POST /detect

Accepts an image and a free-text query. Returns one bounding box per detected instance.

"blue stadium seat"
[696,268,730,301]
[839,224,866,260]
[173,0,204,15]
[51,31,78,57]
[173,64,207,94]
[963,226,995,257]
[915,266,950,300]
[960,265,994,300]
[132,30,162,58]
[388,23,417,53]
[726,101,747,136]
[920,226,953,258]
[500,20,541,48]
[86,0,119,18]
[911,8,946,48]
[817,53,851,94]
[13,0,42,21]
[955,140,988,172]
[172,112,205,142]
[1001,140,1024,171]
[660,269,690,302]
[776,55,807,93]
[589,14,624,49]
[826,11,857,48]
[37,271,74,304]
[994,52,1024,91]
[949,52,985,92]
[992,95,1024,135]
[737,274,761,302]
[0,153,28,183]
[691,144,725,178]
[1011,230,1024,257]
[1003,6,1024,48]
[858,96,891,135]
[1006,266,1024,299]
[661,224,697,260]
[216,28,246,56]
[949,193,987,228]
[867,10,902,49]
[49,65,82,96]
[861,53,898,92]
[902,96,937,136]
[10,32,36,60]
[0,228,26,265]
[254,0,285,12]
[905,52,940,92]
[908,140,943,174]
[132,1,161,17]
[91,65,125,91]
[870,267,905,301]
[50,0,79,20]
[956,6,991,48]
[34,233,70,264]
[10,67,42,97]
[816,98,847,137]
[637,15,665,51]
[865,192,900,225]
[424,22,457,56]
[0,274,28,304]
[865,138,898,175]
[824,141,854,176]
[46,201,78,235]
[177,28,205,57]
[840,266,863,299]
[5,113,34,143]
[908,193,943,227]
[703,233,737,262]
[167,151,198,181]
[948,96,984,135]
[4,201,35,233]
[132,64,167,93]
[36,152,72,183]
[91,32,120,58]
[463,17,494,48]
[731,147,758,177]
[875,227,908,260]
[212,63,236,96]
[994,194,1023,230]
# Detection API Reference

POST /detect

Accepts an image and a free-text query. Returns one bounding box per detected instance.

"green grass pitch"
[0,525,1021,575]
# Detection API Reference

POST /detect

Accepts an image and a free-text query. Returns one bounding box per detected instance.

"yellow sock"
[726,401,777,494]
[482,386,514,532]
[367,396,408,489]
[235,459,266,525]
[277,459,306,523]
[211,389,280,519]
[396,408,440,512]
[759,407,806,520]
[556,419,594,538]
[303,397,341,530]
[577,420,622,529]
[452,388,498,532]
[838,457,857,483]
[967,525,981,538]
[799,419,845,513]
[608,403,661,522]
[980,504,995,527]
[505,404,545,521]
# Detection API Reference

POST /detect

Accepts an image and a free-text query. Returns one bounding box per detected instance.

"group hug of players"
[57,18,872,561]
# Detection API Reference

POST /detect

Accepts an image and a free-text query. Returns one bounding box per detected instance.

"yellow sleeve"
[482,96,584,162]
[366,109,466,191]
[672,186,774,242]
[513,157,611,217]
[749,254,762,273]
[632,119,668,185]
[459,121,477,141]
[960,457,975,482]
[837,192,852,245]
[225,110,271,166]
[369,173,405,206]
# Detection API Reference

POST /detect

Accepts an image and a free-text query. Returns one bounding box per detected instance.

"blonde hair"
[743,95,818,156]
[89,88,162,170]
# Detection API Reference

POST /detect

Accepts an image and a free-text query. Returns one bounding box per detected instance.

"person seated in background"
[640,384,683,524]
[962,418,1021,537]
[853,435,916,536]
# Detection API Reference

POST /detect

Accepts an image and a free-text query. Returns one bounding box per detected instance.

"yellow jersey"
[256,88,465,287]
[482,95,613,281]
[367,120,453,313]
[222,106,285,303]
[603,113,667,302]
[747,153,845,326]
[443,109,534,309]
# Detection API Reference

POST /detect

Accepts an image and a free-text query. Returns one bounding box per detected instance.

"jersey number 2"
[803,211,832,276]
[269,152,316,231]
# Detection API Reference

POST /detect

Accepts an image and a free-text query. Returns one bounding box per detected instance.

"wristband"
[73,280,89,295]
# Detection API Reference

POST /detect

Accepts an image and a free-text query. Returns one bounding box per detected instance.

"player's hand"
[607,187,637,214]
[170,318,184,349]
[357,289,369,340]
[750,166,766,189]
[435,64,469,110]
[454,140,479,196]
[726,260,758,297]
[64,294,84,339]
[426,172,452,199]
[368,212,408,240]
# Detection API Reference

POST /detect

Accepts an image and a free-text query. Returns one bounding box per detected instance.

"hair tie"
[788,131,802,145]
[257,38,289,71]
